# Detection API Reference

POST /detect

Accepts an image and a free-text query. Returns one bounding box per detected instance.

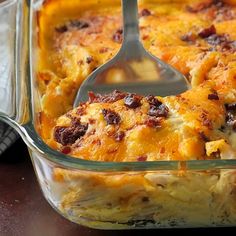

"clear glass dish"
[0,0,236,229]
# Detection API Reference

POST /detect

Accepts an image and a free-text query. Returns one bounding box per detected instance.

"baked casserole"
[34,0,236,228]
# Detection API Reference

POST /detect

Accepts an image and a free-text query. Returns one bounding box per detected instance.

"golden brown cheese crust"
[52,86,235,161]
[37,0,236,161]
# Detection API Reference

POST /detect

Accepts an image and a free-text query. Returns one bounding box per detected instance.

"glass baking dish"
[1,0,236,229]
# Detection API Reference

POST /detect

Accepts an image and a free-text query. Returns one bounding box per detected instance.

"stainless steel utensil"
[74,0,189,106]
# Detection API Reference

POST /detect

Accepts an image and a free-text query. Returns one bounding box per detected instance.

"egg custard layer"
[37,0,236,161]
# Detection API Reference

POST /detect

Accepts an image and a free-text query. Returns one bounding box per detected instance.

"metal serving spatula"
[74,0,189,106]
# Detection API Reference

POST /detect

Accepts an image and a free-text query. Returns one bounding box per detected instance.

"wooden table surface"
[0,138,235,236]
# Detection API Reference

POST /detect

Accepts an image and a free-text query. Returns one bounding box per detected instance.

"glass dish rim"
[3,0,235,172]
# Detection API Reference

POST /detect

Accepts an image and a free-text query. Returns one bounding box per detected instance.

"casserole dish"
[1,0,236,229]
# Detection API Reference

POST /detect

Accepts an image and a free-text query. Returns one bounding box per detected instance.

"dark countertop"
[0,138,236,236]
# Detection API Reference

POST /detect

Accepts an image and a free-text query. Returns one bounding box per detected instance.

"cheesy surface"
[35,0,236,228]
[37,0,236,161]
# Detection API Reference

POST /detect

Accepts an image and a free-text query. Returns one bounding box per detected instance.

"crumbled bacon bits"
[146,95,169,118]
[124,94,142,109]
[107,148,118,154]
[140,9,151,17]
[198,25,216,38]
[61,146,71,154]
[148,104,169,118]
[54,121,88,146]
[88,91,98,103]
[102,109,121,125]
[137,155,147,161]
[208,92,219,100]
[198,24,236,52]
[145,117,162,128]
[88,118,96,124]
[160,147,165,154]
[142,35,149,41]
[146,95,162,106]
[88,90,127,103]
[114,131,125,142]
[200,112,212,129]
[99,47,109,53]
[92,139,101,146]
[112,29,123,43]
[86,56,93,64]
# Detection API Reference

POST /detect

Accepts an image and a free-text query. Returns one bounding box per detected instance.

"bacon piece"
[146,95,162,106]
[112,29,123,43]
[102,109,121,125]
[198,25,216,38]
[148,104,169,118]
[88,90,127,103]
[145,117,163,128]
[54,123,88,146]
[146,95,169,118]
[137,155,147,161]
[61,146,71,154]
[124,94,142,109]
[140,9,151,17]
[86,56,93,64]
[114,131,125,142]
[208,93,219,100]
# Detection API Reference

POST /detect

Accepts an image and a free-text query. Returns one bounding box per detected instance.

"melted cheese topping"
[37,0,236,161]
[35,1,236,228]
